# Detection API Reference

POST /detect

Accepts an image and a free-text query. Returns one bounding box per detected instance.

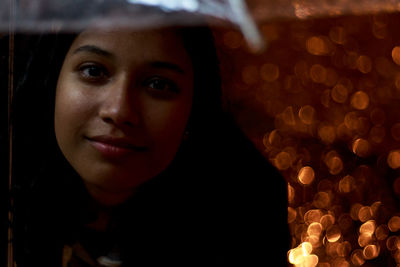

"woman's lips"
[86,136,147,157]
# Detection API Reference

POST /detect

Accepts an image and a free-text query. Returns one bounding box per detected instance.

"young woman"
[12,25,289,266]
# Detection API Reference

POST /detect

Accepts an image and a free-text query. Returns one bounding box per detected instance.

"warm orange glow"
[218,16,400,267]
[260,63,279,82]
[284,75,303,93]
[259,24,279,41]
[282,106,296,126]
[363,244,379,260]
[241,65,259,85]
[288,183,295,203]
[300,242,312,256]
[350,91,369,110]
[298,105,315,125]
[332,257,350,267]
[288,242,317,266]
[395,73,400,90]
[305,234,321,248]
[352,138,370,158]
[344,52,359,69]
[387,150,400,169]
[356,55,372,73]
[338,213,353,231]
[223,31,242,49]
[324,151,343,175]
[394,250,400,264]
[318,125,336,144]
[386,236,398,251]
[288,247,304,265]
[307,223,323,243]
[310,64,327,83]
[337,241,352,258]
[395,236,400,250]
[369,125,386,144]
[288,207,297,223]
[375,224,389,240]
[295,223,307,240]
[321,89,331,108]
[338,175,355,193]
[350,203,363,220]
[294,61,308,80]
[331,84,348,103]
[317,179,333,192]
[303,254,319,267]
[336,123,352,140]
[329,26,346,44]
[359,220,376,236]
[344,112,358,130]
[355,117,369,136]
[390,123,400,141]
[358,233,373,247]
[313,192,331,209]
[325,241,339,257]
[306,36,332,56]
[274,151,292,170]
[358,206,372,222]
[304,209,323,225]
[325,68,338,86]
[392,46,400,65]
[267,129,282,147]
[393,177,400,195]
[351,249,365,266]
[370,201,381,217]
[370,108,386,125]
[298,166,315,185]
[375,57,394,77]
[372,22,388,39]
[388,215,400,232]
[326,225,341,243]
[320,214,335,230]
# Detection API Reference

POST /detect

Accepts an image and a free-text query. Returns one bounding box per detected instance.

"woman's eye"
[78,64,108,81]
[145,77,179,94]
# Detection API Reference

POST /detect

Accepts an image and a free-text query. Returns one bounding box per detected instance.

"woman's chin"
[82,179,139,207]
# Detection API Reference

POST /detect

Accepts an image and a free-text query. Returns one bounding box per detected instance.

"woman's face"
[54,28,194,205]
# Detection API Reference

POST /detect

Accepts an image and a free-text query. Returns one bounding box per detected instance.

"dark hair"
[12,26,289,266]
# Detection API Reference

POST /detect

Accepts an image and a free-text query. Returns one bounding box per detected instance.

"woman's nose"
[98,79,140,127]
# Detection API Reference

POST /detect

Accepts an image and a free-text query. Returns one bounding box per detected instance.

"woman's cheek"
[55,80,92,146]
[149,102,190,140]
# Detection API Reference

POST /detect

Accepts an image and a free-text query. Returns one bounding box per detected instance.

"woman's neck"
[85,206,112,232]
[84,180,137,207]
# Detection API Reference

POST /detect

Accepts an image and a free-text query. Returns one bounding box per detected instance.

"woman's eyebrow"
[72,45,114,58]
[72,46,186,74]
[151,61,185,75]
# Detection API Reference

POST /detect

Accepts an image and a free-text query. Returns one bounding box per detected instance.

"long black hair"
[12,26,289,266]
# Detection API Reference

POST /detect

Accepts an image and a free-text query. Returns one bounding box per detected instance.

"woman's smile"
[86,135,148,158]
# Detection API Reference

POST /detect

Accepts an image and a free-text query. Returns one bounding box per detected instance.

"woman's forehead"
[72,28,187,56]
[75,27,183,46]
[69,27,193,70]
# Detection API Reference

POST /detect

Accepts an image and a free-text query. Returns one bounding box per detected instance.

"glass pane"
[10,1,289,266]
[10,1,400,266]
